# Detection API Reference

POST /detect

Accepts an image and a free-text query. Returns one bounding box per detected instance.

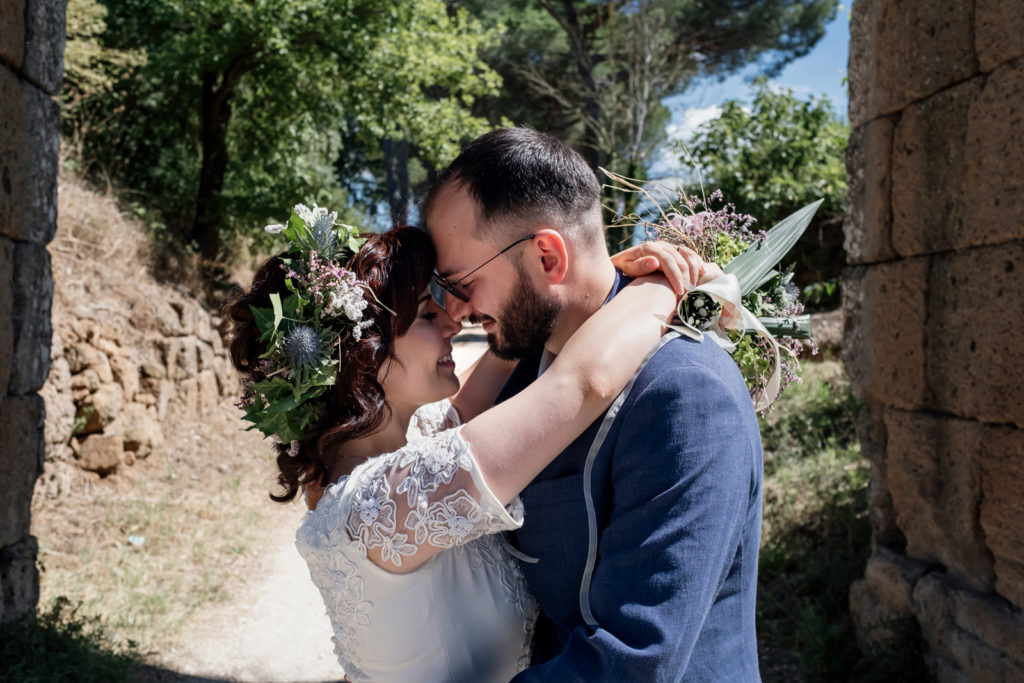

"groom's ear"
[532,229,569,285]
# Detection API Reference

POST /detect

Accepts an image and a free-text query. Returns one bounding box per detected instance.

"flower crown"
[238,203,390,447]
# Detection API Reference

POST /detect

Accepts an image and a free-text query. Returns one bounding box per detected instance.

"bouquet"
[603,170,822,411]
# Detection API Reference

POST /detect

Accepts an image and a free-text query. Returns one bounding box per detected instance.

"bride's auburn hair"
[224,226,436,502]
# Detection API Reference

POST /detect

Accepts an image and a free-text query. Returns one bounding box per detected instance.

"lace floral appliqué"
[344,427,520,568]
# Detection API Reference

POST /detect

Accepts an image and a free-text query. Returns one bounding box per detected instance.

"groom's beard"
[476,267,560,361]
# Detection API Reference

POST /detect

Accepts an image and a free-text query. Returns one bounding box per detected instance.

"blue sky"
[653,7,850,177]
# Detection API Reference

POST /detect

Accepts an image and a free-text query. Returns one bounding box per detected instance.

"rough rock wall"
[36,270,242,497]
[844,0,1024,679]
[0,0,66,623]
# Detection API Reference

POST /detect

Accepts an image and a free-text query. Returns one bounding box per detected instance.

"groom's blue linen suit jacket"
[500,274,763,682]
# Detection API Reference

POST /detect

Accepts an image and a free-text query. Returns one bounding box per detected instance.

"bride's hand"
[611,241,712,295]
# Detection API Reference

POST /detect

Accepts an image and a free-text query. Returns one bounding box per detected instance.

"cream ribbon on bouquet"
[668,273,787,412]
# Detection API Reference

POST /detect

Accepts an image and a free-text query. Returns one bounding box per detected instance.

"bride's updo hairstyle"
[225,226,436,502]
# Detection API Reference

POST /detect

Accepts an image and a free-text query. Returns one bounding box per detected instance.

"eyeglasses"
[430,234,536,308]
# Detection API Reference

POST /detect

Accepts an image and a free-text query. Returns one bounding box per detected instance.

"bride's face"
[379,291,462,411]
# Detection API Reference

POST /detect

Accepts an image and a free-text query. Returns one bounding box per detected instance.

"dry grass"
[53,169,152,269]
[32,168,287,658]
[32,401,280,655]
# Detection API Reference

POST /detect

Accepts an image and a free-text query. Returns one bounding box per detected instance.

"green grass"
[0,597,138,682]
[756,360,928,682]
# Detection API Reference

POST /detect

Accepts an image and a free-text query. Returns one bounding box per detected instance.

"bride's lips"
[437,351,456,370]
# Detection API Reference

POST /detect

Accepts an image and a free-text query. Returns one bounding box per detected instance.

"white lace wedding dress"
[295,399,537,682]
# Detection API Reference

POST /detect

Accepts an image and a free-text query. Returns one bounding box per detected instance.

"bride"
[226,212,701,682]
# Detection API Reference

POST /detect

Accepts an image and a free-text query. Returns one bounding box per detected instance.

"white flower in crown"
[293,203,315,225]
[294,203,337,229]
[324,278,369,323]
[351,319,373,341]
[264,223,285,234]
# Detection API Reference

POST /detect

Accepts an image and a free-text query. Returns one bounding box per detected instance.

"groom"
[425,128,763,681]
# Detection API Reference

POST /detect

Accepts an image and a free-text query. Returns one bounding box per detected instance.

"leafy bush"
[756,362,928,682]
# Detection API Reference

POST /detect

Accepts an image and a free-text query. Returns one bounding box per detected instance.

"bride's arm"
[448,349,517,422]
[449,241,708,422]
[461,275,676,503]
[344,276,676,574]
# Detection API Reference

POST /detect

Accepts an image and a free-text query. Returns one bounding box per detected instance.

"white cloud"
[666,104,723,143]
[649,105,723,178]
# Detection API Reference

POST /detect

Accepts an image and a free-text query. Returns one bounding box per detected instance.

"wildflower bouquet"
[603,171,822,410]
[238,204,376,444]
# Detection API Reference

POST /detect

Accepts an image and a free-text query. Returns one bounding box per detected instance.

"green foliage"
[0,597,138,682]
[689,81,848,230]
[687,80,849,291]
[71,405,94,435]
[756,363,929,682]
[454,0,838,248]
[63,0,501,261]
[803,277,841,309]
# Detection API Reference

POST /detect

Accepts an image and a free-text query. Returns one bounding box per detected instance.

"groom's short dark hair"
[425,128,604,251]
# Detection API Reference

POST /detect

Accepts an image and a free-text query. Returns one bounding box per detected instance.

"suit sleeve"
[512,362,760,682]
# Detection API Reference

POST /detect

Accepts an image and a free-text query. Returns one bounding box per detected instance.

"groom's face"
[426,184,559,360]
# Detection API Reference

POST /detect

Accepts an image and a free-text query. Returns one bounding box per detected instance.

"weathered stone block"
[966,62,1024,249]
[76,433,123,475]
[845,117,897,265]
[0,536,39,624]
[849,0,976,127]
[110,355,138,403]
[0,65,59,244]
[0,2,25,70]
[850,548,932,655]
[9,242,53,394]
[67,341,112,381]
[855,405,905,547]
[39,336,74,459]
[891,78,982,256]
[927,244,1024,427]
[850,578,908,654]
[197,369,218,416]
[78,382,123,433]
[978,425,1024,609]
[914,573,1024,682]
[0,235,13,392]
[164,336,199,380]
[0,395,44,548]
[107,403,162,458]
[976,0,1024,73]
[865,546,932,616]
[930,655,971,683]
[885,410,993,590]
[842,261,931,410]
[947,575,1024,667]
[23,0,67,94]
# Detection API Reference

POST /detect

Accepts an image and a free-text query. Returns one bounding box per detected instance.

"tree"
[687,80,849,296]
[450,0,839,247]
[71,0,501,263]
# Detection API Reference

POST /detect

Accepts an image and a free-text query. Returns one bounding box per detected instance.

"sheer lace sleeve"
[341,426,524,570]
[405,398,462,440]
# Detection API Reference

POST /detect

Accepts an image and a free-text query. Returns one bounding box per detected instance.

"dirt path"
[152,501,342,682]
[148,332,488,682]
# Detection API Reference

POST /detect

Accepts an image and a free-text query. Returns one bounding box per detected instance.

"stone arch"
[845,0,1024,677]
[0,0,65,622]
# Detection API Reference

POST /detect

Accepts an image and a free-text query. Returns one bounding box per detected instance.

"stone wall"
[0,0,66,623]
[845,0,1024,678]
[36,272,242,497]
